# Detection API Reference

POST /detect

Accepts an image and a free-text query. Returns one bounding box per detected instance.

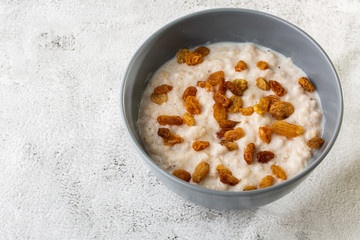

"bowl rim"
[120,8,344,196]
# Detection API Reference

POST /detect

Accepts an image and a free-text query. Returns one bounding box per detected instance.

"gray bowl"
[121,9,343,209]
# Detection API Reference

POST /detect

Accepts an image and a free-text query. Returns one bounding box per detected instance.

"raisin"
[183,112,195,126]
[259,175,274,189]
[269,80,286,97]
[224,128,243,141]
[225,81,243,96]
[185,52,203,66]
[265,95,280,111]
[197,81,215,92]
[157,115,183,126]
[185,96,201,115]
[232,79,248,91]
[218,77,226,95]
[271,165,287,180]
[157,128,171,139]
[271,121,304,138]
[257,61,269,70]
[164,134,183,146]
[151,93,168,105]
[182,86,197,101]
[226,96,242,113]
[192,161,210,183]
[216,128,233,139]
[235,60,247,72]
[207,71,225,86]
[218,120,239,128]
[172,169,191,182]
[258,127,271,144]
[158,128,183,146]
[216,165,239,186]
[154,84,173,94]
[220,140,238,151]
[269,101,294,120]
[192,141,210,151]
[213,103,227,122]
[257,151,275,163]
[213,92,231,107]
[243,186,257,191]
[256,77,270,91]
[176,48,190,64]
[254,97,270,115]
[298,77,315,92]
[244,143,255,165]
[194,46,210,56]
[307,137,324,149]
[239,107,254,116]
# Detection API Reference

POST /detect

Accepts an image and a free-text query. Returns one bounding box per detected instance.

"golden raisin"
[151,93,168,105]
[239,107,254,116]
[254,97,270,115]
[157,128,171,139]
[207,71,225,86]
[197,81,215,92]
[307,137,324,149]
[194,46,210,56]
[271,121,304,138]
[224,128,243,141]
[185,52,203,66]
[218,120,239,128]
[172,169,191,182]
[265,95,280,111]
[258,126,271,144]
[226,96,242,113]
[185,96,201,115]
[225,81,243,96]
[271,165,287,180]
[154,84,173,94]
[244,143,255,165]
[213,103,227,122]
[192,161,210,183]
[216,165,239,186]
[220,140,238,151]
[259,175,274,189]
[164,134,183,146]
[257,61,269,70]
[243,186,257,191]
[157,115,183,126]
[182,86,197,101]
[218,77,226,95]
[158,128,183,146]
[216,128,233,139]
[256,77,270,91]
[183,112,195,126]
[192,141,210,151]
[213,92,231,107]
[298,77,315,92]
[235,60,247,72]
[257,151,275,163]
[232,79,248,91]
[269,80,286,97]
[176,48,190,64]
[269,101,294,120]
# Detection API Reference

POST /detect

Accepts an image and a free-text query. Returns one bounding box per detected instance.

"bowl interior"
[122,9,342,180]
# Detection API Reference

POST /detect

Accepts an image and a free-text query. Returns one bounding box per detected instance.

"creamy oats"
[138,42,323,191]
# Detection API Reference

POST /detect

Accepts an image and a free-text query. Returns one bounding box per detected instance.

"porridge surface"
[138,42,322,191]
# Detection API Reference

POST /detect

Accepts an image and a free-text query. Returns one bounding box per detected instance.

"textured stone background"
[0,0,359,239]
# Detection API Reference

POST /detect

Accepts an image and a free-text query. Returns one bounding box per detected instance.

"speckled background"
[0,0,359,239]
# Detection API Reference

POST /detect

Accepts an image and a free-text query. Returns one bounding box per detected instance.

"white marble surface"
[0,1,359,239]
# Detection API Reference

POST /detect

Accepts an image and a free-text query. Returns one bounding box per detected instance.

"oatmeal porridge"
[138,42,323,191]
